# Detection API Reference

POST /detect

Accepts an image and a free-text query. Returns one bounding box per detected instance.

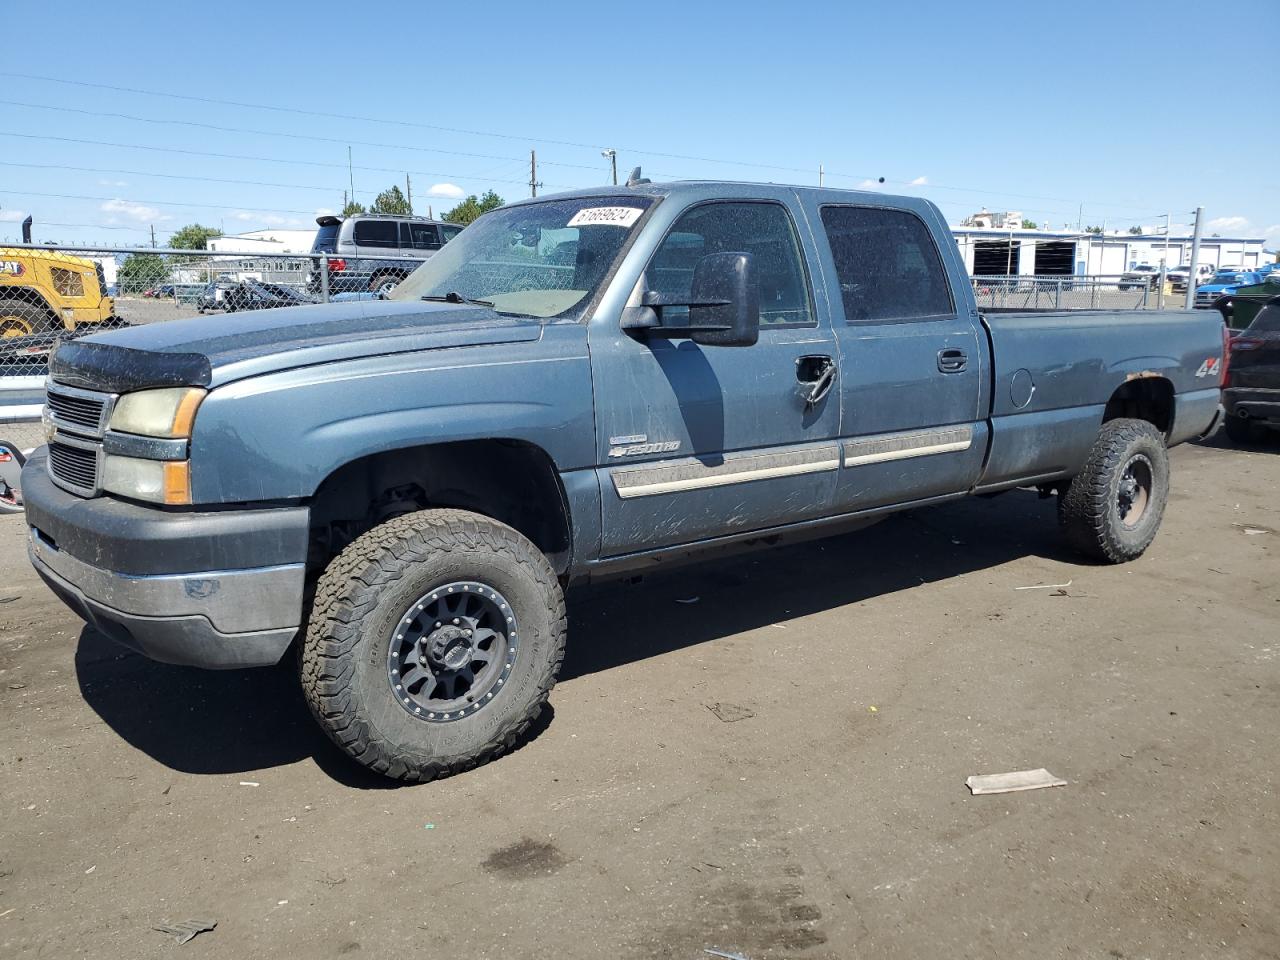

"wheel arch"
[307,438,574,577]
[1103,375,1175,436]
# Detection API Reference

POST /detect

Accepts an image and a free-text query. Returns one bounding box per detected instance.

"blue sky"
[1,0,1276,246]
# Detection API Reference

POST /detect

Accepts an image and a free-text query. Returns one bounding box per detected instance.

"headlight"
[101,455,191,505]
[109,387,205,438]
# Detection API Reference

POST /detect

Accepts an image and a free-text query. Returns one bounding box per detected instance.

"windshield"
[388,196,656,318]
[1212,273,1240,283]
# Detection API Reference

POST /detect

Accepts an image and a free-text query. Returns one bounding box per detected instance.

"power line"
[2,99,606,172]
[1,70,1169,212]
[0,159,340,194]
[0,131,571,190]
[2,188,319,217]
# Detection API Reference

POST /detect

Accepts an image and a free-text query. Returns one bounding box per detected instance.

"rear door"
[810,201,987,511]
[589,198,842,556]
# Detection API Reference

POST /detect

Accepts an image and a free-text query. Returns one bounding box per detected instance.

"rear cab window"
[819,205,954,322]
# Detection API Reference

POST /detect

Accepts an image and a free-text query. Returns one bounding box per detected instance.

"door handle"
[937,348,968,373]
[796,355,836,408]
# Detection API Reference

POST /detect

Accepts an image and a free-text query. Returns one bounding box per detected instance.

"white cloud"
[100,198,168,222]
[0,209,28,222]
[233,211,255,221]
[97,178,127,187]
[909,176,929,186]
[857,179,881,189]
[1208,215,1249,231]
[1265,224,1280,238]
[314,207,336,217]
[427,183,465,199]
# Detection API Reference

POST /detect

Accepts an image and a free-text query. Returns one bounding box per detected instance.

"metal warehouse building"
[952,226,1269,277]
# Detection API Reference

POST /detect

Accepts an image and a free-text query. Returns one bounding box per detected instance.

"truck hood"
[49,300,544,392]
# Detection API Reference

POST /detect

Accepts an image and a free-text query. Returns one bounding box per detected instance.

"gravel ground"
[0,434,1276,959]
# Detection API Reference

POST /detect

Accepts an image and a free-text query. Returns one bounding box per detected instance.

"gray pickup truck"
[23,180,1225,781]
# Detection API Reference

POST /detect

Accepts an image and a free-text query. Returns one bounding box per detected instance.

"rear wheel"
[300,508,566,781]
[0,299,56,339]
[1058,418,1170,563]
[369,272,405,297]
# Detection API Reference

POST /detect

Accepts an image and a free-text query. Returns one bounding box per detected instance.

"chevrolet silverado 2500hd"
[23,181,1226,781]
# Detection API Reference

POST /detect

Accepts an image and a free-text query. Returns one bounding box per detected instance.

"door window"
[409,223,442,250]
[441,225,462,242]
[647,201,814,326]
[820,206,954,322]
[352,219,400,249]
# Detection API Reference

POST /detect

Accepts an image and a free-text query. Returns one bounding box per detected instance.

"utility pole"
[150,224,156,248]
[1184,206,1204,310]
[405,174,413,215]
[347,146,355,208]
[601,149,617,186]
[819,164,824,187]
[1157,211,1170,309]
[529,150,541,197]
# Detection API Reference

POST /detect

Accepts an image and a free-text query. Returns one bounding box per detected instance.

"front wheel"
[300,509,567,781]
[1058,418,1170,563]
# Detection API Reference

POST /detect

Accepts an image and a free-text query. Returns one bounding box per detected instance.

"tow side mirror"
[629,252,760,347]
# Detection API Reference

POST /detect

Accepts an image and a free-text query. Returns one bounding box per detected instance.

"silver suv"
[309,214,464,295]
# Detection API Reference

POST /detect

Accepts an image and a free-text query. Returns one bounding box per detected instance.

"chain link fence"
[970,274,1168,311]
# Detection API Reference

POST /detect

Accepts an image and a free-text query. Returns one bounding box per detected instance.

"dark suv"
[308,214,464,295]
[1222,294,1280,443]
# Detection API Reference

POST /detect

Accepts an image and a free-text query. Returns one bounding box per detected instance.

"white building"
[206,229,317,255]
[952,224,1269,277]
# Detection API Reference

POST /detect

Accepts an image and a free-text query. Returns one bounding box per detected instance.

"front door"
[589,199,841,557]
[812,202,987,512]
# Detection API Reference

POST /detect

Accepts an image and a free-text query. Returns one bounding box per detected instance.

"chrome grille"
[44,381,113,497]
[46,390,108,433]
[45,381,115,437]
[48,440,100,495]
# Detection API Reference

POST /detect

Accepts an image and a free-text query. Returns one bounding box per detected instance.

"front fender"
[188,331,594,504]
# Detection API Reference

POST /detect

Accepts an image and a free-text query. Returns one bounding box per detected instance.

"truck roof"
[516,180,931,212]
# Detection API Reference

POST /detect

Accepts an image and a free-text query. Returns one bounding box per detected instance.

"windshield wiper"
[421,291,494,308]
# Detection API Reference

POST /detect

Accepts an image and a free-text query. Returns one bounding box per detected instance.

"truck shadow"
[76,488,1071,785]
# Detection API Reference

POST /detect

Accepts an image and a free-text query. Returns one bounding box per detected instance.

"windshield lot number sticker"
[1195,358,1220,378]
[567,207,644,228]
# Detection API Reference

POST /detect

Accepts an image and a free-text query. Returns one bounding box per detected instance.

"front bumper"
[22,449,309,669]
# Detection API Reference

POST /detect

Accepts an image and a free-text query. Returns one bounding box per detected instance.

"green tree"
[370,185,411,215]
[168,223,222,250]
[342,199,366,217]
[441,190,505,226]
[1021,219,1038,230]
[1128,225,1142,235]
[1085,225,1103,235]
[116,253,165,295]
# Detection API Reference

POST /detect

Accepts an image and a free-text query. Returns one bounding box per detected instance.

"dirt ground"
[1,434,1276,960]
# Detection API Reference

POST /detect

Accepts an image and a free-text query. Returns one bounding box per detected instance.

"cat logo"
[0,261,25,276]
[1194,357,1221,378]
